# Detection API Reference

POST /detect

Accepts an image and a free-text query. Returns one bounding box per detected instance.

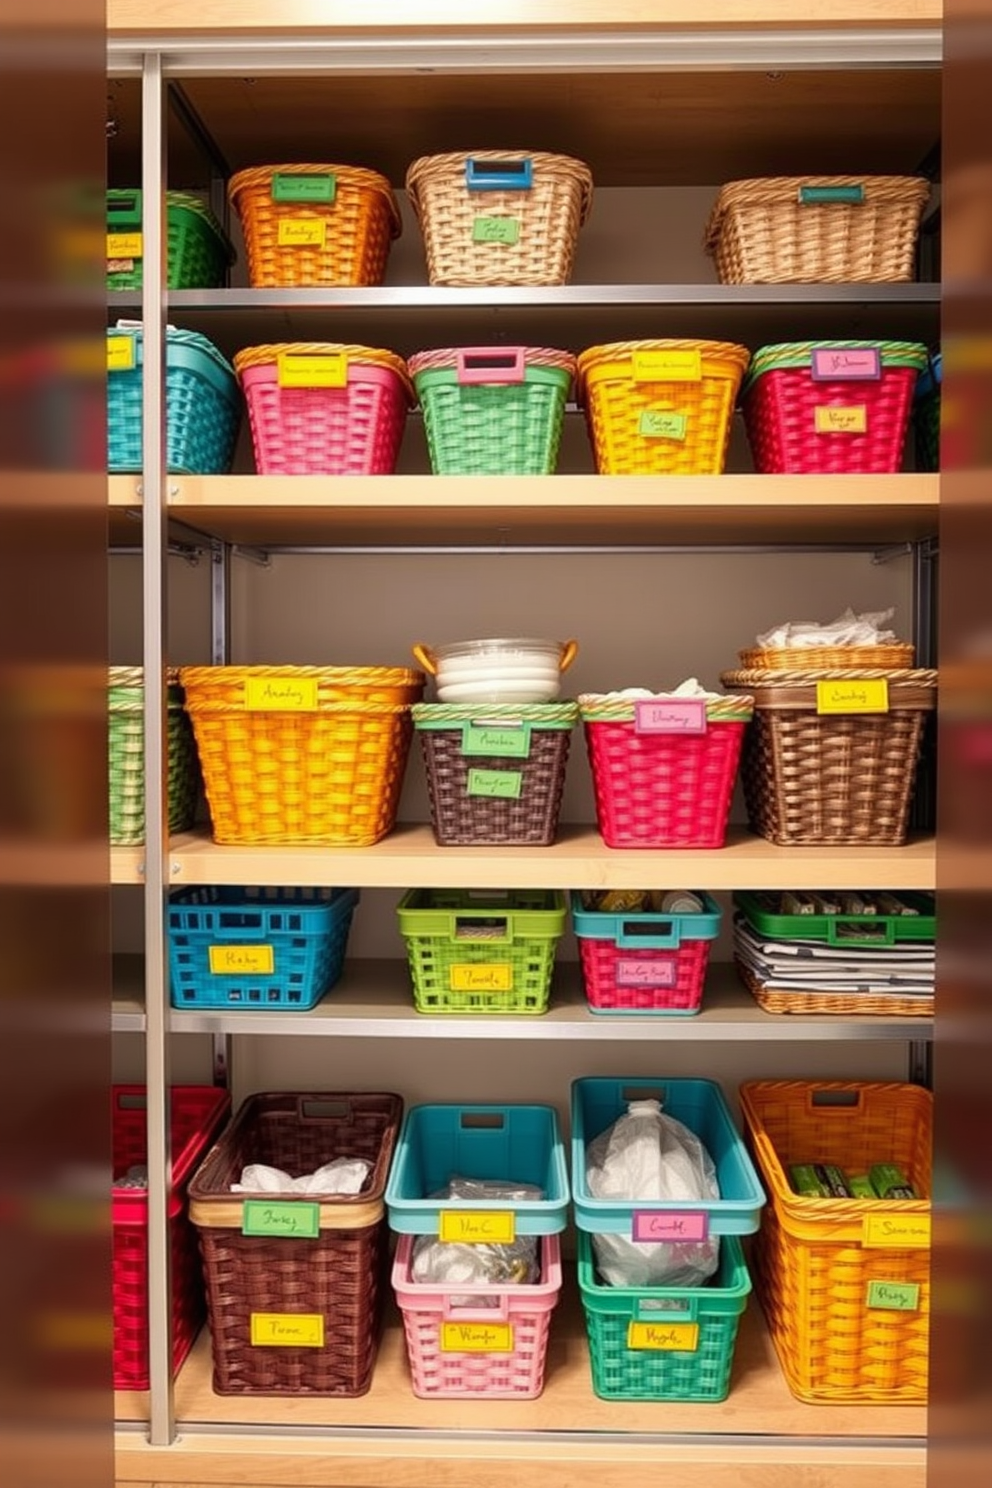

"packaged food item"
[789,1163,830,1197]
[840,893,874,916]
[597,890,648,913]
[869,1163,917,1199]
[658,891,705,914]
[782,891,816,916]
[875,892,920,917]
[848,1174,875,1198]
[816,1163,853,1198]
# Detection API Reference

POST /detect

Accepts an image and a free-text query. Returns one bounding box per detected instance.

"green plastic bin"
[734,889,935,946]
[107,189,234,291]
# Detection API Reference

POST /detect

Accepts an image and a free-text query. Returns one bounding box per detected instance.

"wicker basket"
[106,189,233,291]
[740,1080,931,1404]
[721,666,937,846]
[576,340,750,475]
[228,164,400,288]
[108,667,199,845]
[107,324,240,475]
[914,353,941,472]
[406,150,593,287]
[738,643,915,671]
[233,343,413,475]
[189,1091,402,1397]
[408,346,575,475]
[735,956,934,1019]
[178,665,424,846]
[705,176,931,284]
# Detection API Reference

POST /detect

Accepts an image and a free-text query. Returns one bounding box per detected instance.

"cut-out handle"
[453,913,510,940]
[809,1088,862,1111]
[621,1085,667,1103]
[826,918,896,947]
[456,348,526,385]
[298,1098,353,1123]
[460,1111,506,1129]
[108,191,142,226]
[465,157,533,191]
[616,917,678,949]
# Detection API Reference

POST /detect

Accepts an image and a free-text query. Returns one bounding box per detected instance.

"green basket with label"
[107,189,234,291]
[396,888,567,1015]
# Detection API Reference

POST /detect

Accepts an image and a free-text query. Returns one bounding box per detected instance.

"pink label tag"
[811,347,881,381]
[634,699,707,735]
[632,1210,709,1243]
[616,958,678,988]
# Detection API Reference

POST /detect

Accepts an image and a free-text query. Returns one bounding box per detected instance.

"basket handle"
[615,917,679,949]
[806,1087,863,1115]
[634,1296,697,1323]
[297,1097,354,1124]
[456,348,526,385]
[441,1294,512,1323]
[798,183,865,206]
[825,918,896,948]
[450,913,511,941]
[465,157,533,192]
[411,643,437,676]
[108,191,143,227]
[115,1089,147,1112]
[559,640,578,674]
[215,910,267,936]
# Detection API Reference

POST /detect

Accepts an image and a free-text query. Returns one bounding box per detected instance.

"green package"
[848,1174,875,1198]
[790,1163,830,1197]
[869,1163,916,1199]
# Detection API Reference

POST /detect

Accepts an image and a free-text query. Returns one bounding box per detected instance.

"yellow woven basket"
[179,666,425,846]
[740,1079,931,1405]
[576,339,751,475]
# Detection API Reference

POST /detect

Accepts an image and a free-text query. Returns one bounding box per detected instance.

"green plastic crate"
[108,670,199,845]
[577,1231,751,1402]
[107,189,233,291]
[396,887,566,1014]
[734,890,935,946]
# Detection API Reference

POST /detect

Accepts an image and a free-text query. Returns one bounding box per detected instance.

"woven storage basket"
[189,1091,402,1396]
[705,176,930,284]
[412,702,576,846]
[738,643,915,671]
[233,343,412,475]
[228,164,400,288]
[739,1080,932,1404]
[106,189,233,291]
[178,665,424,847]
[721,666,937,847]
[914,353,941,472]
[406,150,593,287]
[108,667,199,845]
[408,346,575,474]
[576,340,750,475]
[742,341,928,474]
[571,890,721,1015]
[107,324,240,475]
[579,692,754,848]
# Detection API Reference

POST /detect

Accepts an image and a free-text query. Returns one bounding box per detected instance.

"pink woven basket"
[392,1232,561,1399]
[577,935,713,1014]
[234,343,413,475]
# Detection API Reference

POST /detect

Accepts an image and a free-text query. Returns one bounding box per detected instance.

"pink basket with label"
[571,891,722,1014]
[578,692,754,849]
[392,1232,562,1399]
[233,342,413,475]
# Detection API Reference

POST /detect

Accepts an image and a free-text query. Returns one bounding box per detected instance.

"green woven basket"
[107,190,234,292]
[108,668,199,845]
[408,346,575,474]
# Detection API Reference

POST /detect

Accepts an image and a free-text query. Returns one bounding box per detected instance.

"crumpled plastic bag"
[756,607,898,651]
[232,1158,371,1195]
[579,677,723,704]
[412,1176,543,1306]
[586,1099,719,1288]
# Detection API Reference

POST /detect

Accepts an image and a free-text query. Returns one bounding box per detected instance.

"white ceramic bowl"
[435,677,562,703]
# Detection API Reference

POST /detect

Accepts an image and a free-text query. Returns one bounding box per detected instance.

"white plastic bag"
[232,1158,371,1195]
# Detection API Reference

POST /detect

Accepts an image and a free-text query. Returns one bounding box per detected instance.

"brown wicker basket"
[704,176,930,285]
[735,957,934,1019]
[189,1092,402,1396]
[721,667,937,846]
[738,643,915,671]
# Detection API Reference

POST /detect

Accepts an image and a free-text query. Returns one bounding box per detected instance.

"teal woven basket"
[107,324,241,474]
[107,189,234,292]
[914,352,941,472]
[409,345,575,474]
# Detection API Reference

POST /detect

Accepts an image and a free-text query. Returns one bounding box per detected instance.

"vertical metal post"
[211,538,231,664]
[910,537,939,835]
[140,51,175,1448]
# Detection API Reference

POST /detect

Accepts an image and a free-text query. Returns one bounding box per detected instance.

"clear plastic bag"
[412,1176,543,1305]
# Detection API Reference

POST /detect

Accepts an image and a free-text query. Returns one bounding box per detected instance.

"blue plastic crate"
[385,1103,569,1235]
[107,323,240,474]
[571,1077,765,1237]
[167,886,358,1011]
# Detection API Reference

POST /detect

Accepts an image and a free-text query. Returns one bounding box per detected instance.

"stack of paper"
[734,916,934,1000]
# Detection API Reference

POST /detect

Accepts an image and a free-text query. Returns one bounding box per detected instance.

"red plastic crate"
[572,890,721,1014]
[112,1084,230,1391]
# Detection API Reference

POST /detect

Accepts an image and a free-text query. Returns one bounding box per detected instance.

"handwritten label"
[472,217,520,245]
[441,1322,514,1353]
[862,1213,931,1249]
[627,1321,700,1352]
[250,1312,325,1347]
[634,698,708,735]
[866,1280,921,1311]
[242,1201,320,1239]
[272,173,336,203]
[450,964,513,993]
[639,410,687,440]
[461,723,532,758]
[811,347,881,381]
[277,352,348,389]
[106,336,135,372]
[439,1211,516,1244]
[631,349,702,383]
[467,768,522,799]
[208,944,275,975]
[244,677,319,712]
[107,231,143,261]
[633,1210,709,1243]
[277,218,327,249]
[814,405,868,434]
[816,679,890,715]
[616,957,678,989]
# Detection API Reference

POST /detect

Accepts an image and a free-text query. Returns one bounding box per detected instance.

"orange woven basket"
[179,665,424,846]
[228,164,401,288]
[739,1080,931,1405]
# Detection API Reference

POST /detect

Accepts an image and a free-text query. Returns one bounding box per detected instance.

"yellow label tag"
[107,231,143,260]
[277,352,348,389]
[250,1312,325,1347]
[862,1213,931,1249]
[632,349,702,383]
[208,944,275,975]
[277,218,327,248]
[440,1321,514,1353]
[244,676,319,712]
[816,679,890,715]
[106,336,135,372]
[815,404,868,434]
[439,1211,516,1244]
[627,1321,700,1351]
[449,963,513,992]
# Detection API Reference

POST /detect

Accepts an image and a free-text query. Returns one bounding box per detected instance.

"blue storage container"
[571,1077,765,1237]
[385,1102,569,1235]
[107,322,240,474]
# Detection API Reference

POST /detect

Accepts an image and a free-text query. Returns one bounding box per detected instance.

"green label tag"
[472,216,520,245]
[467,768,523,799]
[461,723,532,758]
[639,410,687,440]
[866,1280,920,1311]
[272,173,336,203]
[242,1200,320,1239]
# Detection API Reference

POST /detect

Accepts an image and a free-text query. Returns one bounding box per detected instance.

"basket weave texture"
[108,667,198,845]
[738,644,915,671]
[107,190,233,291]
[735,957,934,1020]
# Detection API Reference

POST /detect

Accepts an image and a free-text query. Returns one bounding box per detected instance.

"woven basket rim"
[704,174,931,251]
[575,338,751,394]
[412,701,578,727]
[228,163,402,234]
[232,342,413,399]
[408,345,576,378]
[405,149,593,224]
[723,666,937,686]
[738,644,916,668]
[744,339,929,390]
[578,692,754,722]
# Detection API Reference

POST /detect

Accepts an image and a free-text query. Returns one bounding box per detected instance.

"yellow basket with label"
[576,339,751,475]
[179,666,424,846]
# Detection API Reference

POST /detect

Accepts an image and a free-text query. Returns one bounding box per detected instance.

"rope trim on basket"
[228,163,402,235]
[703,175,931,252]
[407,346,576,378]
[723,667,937,687]
[412,702,578,726]
[578,693,754,723]
[232,342,413,400]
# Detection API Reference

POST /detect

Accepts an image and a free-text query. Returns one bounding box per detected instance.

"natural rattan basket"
[738,644,915,671]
